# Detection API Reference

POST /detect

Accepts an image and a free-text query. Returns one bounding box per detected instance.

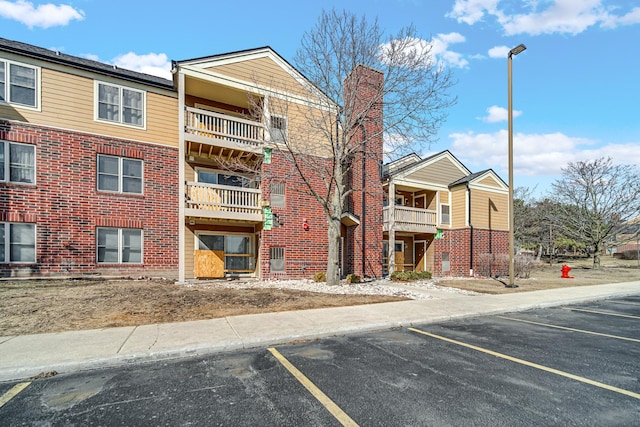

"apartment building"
[383,151,510,277]
[0,38,179,278]
[1,37,507,280]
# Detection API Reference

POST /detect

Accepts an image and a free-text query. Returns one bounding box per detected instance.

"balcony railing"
[184,106,264,149]
[185,181,262,221]
[383,206,437,233]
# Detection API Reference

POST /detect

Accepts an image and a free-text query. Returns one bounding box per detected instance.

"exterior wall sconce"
[303,218,309,231]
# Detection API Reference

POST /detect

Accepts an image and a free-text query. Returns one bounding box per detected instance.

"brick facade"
[0,121,178,277]
[259,150,329,280]
[433,228,509,277]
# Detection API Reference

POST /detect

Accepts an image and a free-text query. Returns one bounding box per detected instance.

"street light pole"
[507,43,526,288]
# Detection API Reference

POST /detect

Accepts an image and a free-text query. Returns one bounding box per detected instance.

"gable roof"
[0,37,174,91]
[175,46,335,108]
[449,169,508,191]
[384,150,471,179]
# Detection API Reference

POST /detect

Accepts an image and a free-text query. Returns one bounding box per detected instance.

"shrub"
[345,274,361,284]
[313,271,326,282]
[390,270,432,282]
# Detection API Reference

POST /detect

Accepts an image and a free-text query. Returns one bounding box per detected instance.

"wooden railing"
[383,206,437,232]
[186,182,261,216]
[184,107,264,148]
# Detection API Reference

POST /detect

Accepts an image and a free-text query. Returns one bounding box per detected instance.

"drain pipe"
[360,123,367,278]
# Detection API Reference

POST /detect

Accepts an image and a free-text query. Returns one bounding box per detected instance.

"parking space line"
[267,347,359,427]
[610,300,640,307]
[0,382,31,409]
[408,328,640,400]
[498,316,640,343]
[563,308,640,320]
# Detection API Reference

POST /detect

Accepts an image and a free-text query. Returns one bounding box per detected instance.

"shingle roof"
[0,37,175,91]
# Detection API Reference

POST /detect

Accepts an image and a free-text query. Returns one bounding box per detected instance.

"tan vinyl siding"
[470,189,508,230]
[184,227,195,279]
[1,67,178,147]
[208,57,311,98]
[478,175,502,189]
[450,188,467,228]
[405,157,467,186]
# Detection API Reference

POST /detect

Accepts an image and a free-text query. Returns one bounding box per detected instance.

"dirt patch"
[1,256,638,336]
[0,279,406,336]
[436,257,640,294]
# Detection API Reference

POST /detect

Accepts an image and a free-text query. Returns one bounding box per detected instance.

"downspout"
[467,182,473,277]
[176,65,187,284]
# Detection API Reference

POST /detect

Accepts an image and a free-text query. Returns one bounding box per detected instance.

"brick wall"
[0,121,178,278]
[433,227,508,277]
[260,150,329,280]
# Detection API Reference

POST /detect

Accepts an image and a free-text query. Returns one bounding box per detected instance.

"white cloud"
[447,130,640,179]
[112,52,172,80]
[378,33,468,70]
[488,45,510,58]
[448,0,640,36]
[479,105,521,123]
[0,0,84,29]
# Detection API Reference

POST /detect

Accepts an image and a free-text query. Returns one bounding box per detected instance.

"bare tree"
[252,9,456,285]
[551,157,640,268]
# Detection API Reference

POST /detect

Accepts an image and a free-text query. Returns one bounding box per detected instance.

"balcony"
[185,181,262,222]
[383,206,437,233]
[184,107,265,158]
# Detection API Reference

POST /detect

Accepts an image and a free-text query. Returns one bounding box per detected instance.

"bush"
[345,274,361,284]
[313,271,326,282]
[390,270,432,282]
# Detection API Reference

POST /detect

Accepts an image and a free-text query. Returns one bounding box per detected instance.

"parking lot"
[2,296,639,425]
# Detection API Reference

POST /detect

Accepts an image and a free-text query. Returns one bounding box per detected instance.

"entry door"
[414,241,426,272]
[393,242,405,271]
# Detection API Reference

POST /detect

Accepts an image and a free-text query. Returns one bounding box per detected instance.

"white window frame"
[0,140,36,185]
[440,203,451,226]
[0,222,36,264]
[95,81,146,128]
[96,227,143,264]
[0,58,41,110]
[269,115,287,144]
[442,252,450,273]
[97,154,144,194]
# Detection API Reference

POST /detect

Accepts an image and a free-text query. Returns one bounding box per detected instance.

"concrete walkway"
[1,281,639,382]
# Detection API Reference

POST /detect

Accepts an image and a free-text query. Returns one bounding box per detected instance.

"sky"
[2,0,640,196]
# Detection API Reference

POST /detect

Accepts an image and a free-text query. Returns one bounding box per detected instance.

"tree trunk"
[593,243,601,269]
[326,215,341,285]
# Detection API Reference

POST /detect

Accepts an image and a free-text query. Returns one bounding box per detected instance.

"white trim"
[0,222,36,264]
[96,227,144,264]
[0,140,37,185]
[94,80,147,130]
[0,57,41,111]
[96,154,144,195]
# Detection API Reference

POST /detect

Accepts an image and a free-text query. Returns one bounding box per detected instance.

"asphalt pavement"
[1,280,639,382]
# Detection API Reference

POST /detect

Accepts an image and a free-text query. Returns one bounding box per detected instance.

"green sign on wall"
[263,206,273,230]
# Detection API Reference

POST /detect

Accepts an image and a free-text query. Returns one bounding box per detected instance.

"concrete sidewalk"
[1,281,639,382]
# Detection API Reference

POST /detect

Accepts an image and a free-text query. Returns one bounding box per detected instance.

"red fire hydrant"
[561,264,574,279]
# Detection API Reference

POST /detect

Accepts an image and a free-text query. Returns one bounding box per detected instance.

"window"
[97,228,142,264]
[96,82,145,127]
[197,233,254,271]
[0,141,36,184]
[269,115,287,144]
[270,182,285,208]
[0,222,36,263]
[270,247,285,272]
[442,252,450,273]
[196,169,255,188]
[0,59,39,108]
[97,155,143,194]
[440,204,451,225]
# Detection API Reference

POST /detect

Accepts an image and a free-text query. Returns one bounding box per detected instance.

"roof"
[449,168,508,189]
[0,37,175,91]
[383,150,470,179]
